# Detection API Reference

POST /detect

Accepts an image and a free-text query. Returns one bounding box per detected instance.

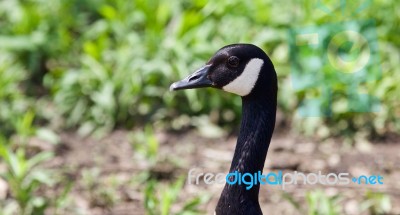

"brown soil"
[44,129,400,215]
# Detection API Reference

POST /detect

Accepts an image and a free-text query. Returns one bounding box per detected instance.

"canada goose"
[170,44,277,215]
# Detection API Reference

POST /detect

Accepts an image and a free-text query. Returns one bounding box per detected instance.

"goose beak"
[170,65,213,91]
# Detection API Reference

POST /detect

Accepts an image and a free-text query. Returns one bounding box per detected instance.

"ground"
[40,128,400,215]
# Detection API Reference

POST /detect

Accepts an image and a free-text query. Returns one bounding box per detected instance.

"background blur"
[0,0,399,214]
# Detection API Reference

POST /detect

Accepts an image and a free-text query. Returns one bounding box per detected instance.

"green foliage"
[132,124,159,165]
[0,53,31,138]
[361,191,391,214]
[1,0,399,137]
[284,189,393,215]
[283,189,341,215]
[305,190,341,215]
[0,111,68,214]
[0,141,53,215]
[144,176,208,215]
[81,168,120,208]
[133,125,208,214]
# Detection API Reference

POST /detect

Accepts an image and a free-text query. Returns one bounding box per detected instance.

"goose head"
[170,43,276,98]
[170,44,278,214]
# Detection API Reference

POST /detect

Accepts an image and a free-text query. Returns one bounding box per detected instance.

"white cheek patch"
[222,58,264,96]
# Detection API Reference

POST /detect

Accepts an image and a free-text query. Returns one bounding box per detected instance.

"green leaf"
[36,128,60,145]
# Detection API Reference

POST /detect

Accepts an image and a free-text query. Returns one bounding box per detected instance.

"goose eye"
[227,56,239,67]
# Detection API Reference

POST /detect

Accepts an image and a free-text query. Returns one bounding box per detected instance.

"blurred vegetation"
[284,189,391,215]
[0,0,399,214]
[144,176,209,215]
[0,0,399,137]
